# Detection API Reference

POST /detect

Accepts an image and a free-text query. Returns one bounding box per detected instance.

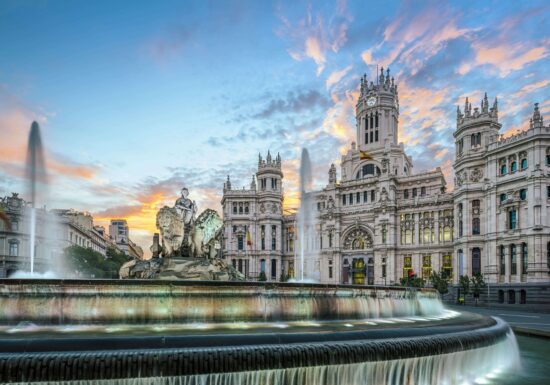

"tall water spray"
[25,121,47,274]
[297,148,315,281]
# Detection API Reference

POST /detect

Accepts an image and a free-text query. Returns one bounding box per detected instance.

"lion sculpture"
[189,209,223,258]
[156,206,184,257]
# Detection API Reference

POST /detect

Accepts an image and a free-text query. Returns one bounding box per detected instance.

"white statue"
[156,206,184,256]
[175,187,197,225]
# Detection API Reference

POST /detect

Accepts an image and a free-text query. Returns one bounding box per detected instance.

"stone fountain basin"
[0,280,514,383]
[0,279,443,324]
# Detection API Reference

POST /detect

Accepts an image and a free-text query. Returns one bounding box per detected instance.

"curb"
[512,326,550,339]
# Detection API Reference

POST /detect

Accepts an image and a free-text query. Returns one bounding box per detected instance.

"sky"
[1,0,549,256]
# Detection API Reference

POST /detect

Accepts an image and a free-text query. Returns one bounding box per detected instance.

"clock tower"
[356,67,399,151]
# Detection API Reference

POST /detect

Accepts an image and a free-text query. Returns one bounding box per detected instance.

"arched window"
[244,203,249,214]
[362,164,375,177]
[520,189,527,200]
[500,164,507,175]
[521,158,527,170]
[510,244,517,275]
[508,290,516,304]
[239,202,243,214]
[511,161,517,172]
[472,248,481,275]
[232,203,237,214]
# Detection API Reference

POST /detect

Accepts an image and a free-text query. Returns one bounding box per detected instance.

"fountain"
[0,134,521,384]
[26,121,47,274]
[295,148,318,282]
[0,279,520,384]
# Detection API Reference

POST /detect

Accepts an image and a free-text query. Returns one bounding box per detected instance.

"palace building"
[221,69,550,305]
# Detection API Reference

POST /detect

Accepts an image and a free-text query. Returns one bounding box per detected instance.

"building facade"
[109,219,144,260]
[220,69,550,303]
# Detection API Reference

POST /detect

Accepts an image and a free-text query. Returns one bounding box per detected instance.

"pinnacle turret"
[531,102,544,128]
[457,93,498,130]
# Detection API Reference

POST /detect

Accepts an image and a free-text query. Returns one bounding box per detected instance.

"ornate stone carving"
[260,203,266,213]
[271,203,278,213]
[470,168,483,182]
[343,227,373,250]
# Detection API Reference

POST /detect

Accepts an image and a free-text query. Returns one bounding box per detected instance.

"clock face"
[367,97,376,107]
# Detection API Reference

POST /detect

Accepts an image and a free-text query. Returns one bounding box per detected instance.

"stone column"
[504,245,511,283]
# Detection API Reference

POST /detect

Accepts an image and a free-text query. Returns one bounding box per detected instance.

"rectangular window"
[237,236,244,251]
[9,242,18,257]
[317,202,321,211]
[365,133,369,144]
[261,225,265,250]
[271,225,276,251]
[342,194,347,206]
[500,246,506,275]
[442,255,452,278]
[271,259,277,279]
[472,218,480,235]
[511,245,517,275]
[509,210,517,230]
[404,189,409,199]
[349,193,353,205]
[422,255,432,279]
[403,256,412,278]
[375,131,378,141]
[363,191,368,202]
[356,192,361,203]
[370,131,373,142]
[421,187,426,196]
[412,188,417,197]
[371,190,375,201]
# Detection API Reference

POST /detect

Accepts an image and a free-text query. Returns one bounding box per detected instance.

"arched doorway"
[342,225,374,285]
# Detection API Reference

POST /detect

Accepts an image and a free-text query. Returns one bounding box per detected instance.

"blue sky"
[1,0,549,253]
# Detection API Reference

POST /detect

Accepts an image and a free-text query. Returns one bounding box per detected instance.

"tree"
[400,274,425,288]
[431,271,449,296]
[459,275,471,305]
[258,271,267,281]
[64,245,131,278]
[471,273,486,306]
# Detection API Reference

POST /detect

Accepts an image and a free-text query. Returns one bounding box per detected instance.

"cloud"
[253,89,330,119]
[143,24,194,63]
[276,1,352,75]
[464,43,548,77]
[326,65,352,89]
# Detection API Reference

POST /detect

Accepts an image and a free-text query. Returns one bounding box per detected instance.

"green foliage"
[459,275,471,304]
[399,275,425,288]
[471,272,486,298]
[258,271,267,281]
[279,271,288,282]
[431,271,449,296]
[64,245,131,279]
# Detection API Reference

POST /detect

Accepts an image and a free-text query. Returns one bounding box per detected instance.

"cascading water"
[25,121,47,274]
[296,148,317,282]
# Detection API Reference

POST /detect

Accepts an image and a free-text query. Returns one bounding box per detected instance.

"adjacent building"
[109,219,144,260]
[0,194,142,277]
[221,68,550,304]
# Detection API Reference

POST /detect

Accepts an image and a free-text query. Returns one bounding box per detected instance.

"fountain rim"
[0,278,438,293]
[0,317,513,382]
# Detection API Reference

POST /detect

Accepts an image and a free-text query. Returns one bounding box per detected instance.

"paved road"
[448,304,550,334]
